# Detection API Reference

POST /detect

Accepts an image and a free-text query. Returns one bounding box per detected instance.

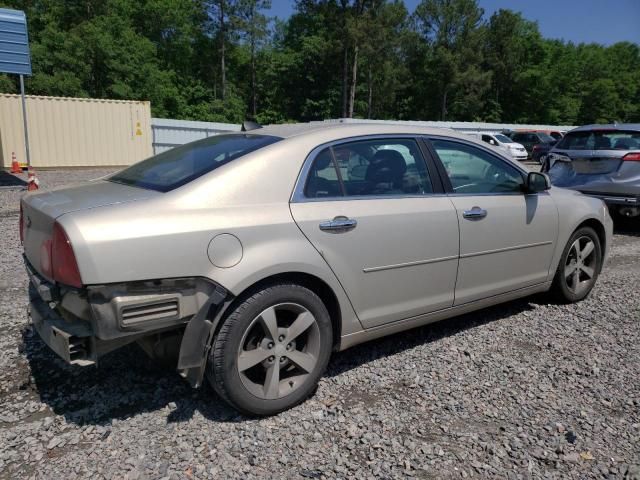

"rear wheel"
[550,227,602,303]
[207,283,333,416]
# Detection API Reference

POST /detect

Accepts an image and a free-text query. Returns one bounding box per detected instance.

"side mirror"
[525,172,550,193]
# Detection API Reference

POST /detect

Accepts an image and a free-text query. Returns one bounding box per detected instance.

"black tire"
[207,283,333,416]
[550,226,602,303]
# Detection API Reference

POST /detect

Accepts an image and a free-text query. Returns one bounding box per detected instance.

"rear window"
[109,134,281,192]
[556,130,640,151]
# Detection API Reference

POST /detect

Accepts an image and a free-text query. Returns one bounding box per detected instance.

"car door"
[427,137,558,305]
[290,137,460,329]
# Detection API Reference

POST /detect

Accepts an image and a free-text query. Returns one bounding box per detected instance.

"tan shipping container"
[0,94,152,168]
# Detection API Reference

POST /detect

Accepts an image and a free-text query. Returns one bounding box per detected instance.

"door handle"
[463,207,487,220]
[319,216,358,233]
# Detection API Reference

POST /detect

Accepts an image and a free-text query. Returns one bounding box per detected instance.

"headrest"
[366,150,407,183]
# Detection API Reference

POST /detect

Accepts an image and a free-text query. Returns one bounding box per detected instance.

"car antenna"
[241,120,262,132]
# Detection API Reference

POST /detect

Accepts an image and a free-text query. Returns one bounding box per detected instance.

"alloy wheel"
[236,303,321,400]
[564,236,597,295]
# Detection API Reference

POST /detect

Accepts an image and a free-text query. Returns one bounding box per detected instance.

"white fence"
[151,118,240,154]
[150,117,577,154]
[312,118,577,132]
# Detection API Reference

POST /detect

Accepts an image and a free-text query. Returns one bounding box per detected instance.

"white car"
[467,132,528,161]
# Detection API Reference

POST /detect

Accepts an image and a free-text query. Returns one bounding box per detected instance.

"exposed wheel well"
[575,218,607,272]
[218,273,342,349]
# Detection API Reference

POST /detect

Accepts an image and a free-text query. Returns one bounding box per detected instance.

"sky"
[267,0,640,46]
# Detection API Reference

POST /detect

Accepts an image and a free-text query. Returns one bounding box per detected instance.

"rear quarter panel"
[58,139,364,336]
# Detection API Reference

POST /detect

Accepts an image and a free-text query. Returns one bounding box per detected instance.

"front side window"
[431,139,524,194]
[304,138,433,198]
[109,134,281,192]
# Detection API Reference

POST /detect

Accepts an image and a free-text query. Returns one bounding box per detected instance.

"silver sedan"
[21,123,613,415]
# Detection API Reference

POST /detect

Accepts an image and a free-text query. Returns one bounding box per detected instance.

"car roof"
[249,122,470,141]
[514,129,556,134]
[570,123,640,133]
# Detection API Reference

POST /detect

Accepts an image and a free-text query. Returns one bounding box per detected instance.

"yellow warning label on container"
[135,121,142,136]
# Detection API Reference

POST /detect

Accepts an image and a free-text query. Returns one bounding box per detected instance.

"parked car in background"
[510,131,558,163]
[546,124,640,219]
[466,132,528,161]
[21,123,612,416]
[539,130,566,141]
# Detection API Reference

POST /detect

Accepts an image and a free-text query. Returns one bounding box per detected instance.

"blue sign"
[0,8,31,75]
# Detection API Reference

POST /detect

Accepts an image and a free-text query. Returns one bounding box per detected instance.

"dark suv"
[510,131,557,163]
[546,124,640,219]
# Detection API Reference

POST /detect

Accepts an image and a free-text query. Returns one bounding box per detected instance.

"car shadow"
[20,296,540,426]
[325,297,538,379]
[0,170,27,190]
[613,216,640,236]
[20,326,243,426]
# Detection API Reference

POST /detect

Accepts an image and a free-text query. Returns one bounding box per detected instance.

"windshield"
[109,134,282,192]
[494,134,513,143]
[556,130,640,151]
[538,133,556,143]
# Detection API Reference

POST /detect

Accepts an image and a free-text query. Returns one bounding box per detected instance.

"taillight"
[51,222,83,288]
[622,153,640,162]
[19,203,24,243]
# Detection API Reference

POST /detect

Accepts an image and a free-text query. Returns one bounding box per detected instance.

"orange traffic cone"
[10,152,21,174]
[27,168,39,191]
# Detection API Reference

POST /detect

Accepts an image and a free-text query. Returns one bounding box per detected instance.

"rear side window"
[557,130,640,150]
[109,134,281,192]
[304,139,433,198]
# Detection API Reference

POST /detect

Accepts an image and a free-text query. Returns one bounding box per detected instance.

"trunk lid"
[554,149,623,175]
[548,149,639,196]
[22,180,159,281]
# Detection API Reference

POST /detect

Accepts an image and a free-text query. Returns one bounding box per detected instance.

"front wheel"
[207,283,333,416]
[550,227,602,303]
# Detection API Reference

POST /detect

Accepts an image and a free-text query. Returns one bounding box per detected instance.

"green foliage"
[0,0,637,124]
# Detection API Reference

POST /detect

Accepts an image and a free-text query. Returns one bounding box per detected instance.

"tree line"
[1,0,639,125]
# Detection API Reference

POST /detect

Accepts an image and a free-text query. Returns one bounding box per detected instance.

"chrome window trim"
[290,134,438,204]
[447,191,548,198]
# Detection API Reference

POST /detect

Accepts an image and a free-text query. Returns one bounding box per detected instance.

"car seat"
[365,150,407,194]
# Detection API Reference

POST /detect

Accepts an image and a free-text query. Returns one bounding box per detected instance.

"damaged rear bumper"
[29,289,95,365]
[25,257,227,371]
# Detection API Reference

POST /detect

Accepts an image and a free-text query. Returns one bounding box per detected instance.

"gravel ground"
[1,169,639,480]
